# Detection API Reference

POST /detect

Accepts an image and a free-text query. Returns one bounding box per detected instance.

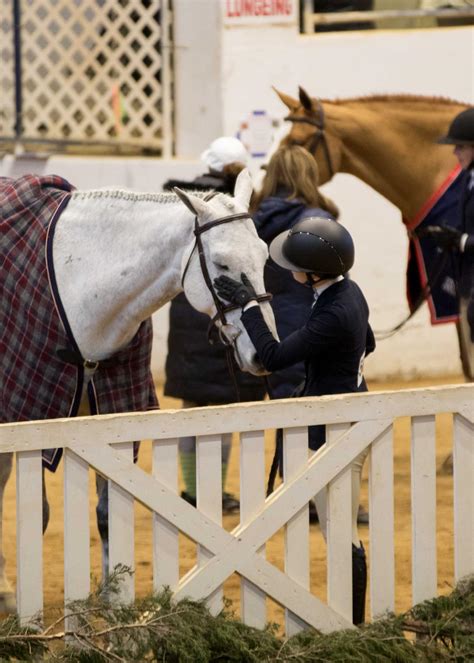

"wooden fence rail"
[1,384,473,633]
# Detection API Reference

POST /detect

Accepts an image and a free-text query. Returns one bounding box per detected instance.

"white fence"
[0,383,473,633]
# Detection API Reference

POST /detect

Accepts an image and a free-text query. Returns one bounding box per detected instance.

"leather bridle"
[285,99,334,179]
[181,207,272,374]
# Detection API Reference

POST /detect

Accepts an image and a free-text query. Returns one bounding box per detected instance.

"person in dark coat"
[163,137,266,513]
[433,107,474,379]
[252,145,369,523]
[214,217,375,625]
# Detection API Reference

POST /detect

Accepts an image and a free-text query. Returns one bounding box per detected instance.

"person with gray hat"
[431,108,474,376]
[162,137,265,514]
[163,136,250,194]
[214,217,375,625]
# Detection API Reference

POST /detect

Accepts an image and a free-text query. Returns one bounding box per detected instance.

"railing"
[0,0,173,156]
[0,384,472,632]
[301,0,474,32]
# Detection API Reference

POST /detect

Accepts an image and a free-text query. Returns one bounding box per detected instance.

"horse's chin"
[252,365,271,377]
[241,361,270,377]
[233,346,269,377]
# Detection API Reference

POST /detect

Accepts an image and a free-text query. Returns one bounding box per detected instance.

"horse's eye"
[215,263,229,271]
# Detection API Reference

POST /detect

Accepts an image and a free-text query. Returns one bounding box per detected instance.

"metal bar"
[308,8,474,28]
[12,0,22,139]
[0,135,162,152]
[303,0,315,34]
[161,0,174,159]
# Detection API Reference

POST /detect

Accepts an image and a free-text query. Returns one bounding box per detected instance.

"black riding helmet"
[269,216,354,277]
[437,107,474,146]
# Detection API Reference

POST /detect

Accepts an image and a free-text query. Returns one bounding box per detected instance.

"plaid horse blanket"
[1,174,158,470]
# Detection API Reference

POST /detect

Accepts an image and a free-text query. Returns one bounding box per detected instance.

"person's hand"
[418,225,462,251]
[214,273,257,307]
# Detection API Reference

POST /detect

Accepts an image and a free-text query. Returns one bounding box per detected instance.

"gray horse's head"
[175,169,278,376]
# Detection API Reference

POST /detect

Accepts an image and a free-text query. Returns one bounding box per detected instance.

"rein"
[285,99,334,178]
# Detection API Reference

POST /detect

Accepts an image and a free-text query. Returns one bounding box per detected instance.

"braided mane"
[325,94,468,106]
[71,189,219,203]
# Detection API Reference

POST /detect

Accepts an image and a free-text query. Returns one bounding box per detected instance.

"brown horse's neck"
[327,99,467,220]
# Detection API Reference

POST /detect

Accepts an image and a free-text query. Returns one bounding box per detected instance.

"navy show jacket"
[242,278,376,449]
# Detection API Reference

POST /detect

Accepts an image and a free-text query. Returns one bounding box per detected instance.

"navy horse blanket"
[1,174,158,470]
[406,167,462,324]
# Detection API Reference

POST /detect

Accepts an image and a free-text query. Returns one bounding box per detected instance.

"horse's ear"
[233,169,253,210]
[298,86,314,112]
[173,187,204,216]
[273,86,299,112]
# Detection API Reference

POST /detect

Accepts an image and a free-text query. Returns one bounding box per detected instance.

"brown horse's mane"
[323,94,468,107]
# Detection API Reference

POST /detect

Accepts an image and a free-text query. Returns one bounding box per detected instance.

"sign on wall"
[238,110,275,157]
[223,0,297,25]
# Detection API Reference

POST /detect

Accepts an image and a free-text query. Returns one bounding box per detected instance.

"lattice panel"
[0,0,15,139]
[19,0,167,150]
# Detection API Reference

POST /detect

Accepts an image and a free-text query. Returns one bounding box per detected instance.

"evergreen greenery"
[0,567,472,662]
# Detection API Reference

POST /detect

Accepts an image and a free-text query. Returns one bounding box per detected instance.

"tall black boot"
[352,542,367,625]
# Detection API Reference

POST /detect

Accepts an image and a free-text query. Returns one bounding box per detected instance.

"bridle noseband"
[285,99,334,178]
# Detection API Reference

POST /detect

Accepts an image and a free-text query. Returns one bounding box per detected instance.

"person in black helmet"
[433,107,474,377]
[214,216,375,626]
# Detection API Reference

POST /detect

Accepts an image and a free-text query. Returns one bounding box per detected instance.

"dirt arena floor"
[1,374,465,628]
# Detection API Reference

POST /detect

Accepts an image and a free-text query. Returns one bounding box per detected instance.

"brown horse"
[275,87,472,383]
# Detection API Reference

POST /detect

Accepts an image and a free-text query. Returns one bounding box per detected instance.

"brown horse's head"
[274,86,343,184]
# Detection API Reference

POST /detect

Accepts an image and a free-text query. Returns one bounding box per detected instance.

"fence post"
[16,450,43,623]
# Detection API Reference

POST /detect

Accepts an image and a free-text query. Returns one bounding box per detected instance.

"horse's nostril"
[252,353,259,365]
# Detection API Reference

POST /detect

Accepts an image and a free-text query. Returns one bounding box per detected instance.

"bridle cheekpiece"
[181,206,272,349]
[284,98,334,178]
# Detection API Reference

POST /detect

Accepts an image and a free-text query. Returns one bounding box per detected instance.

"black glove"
[214,273,257,307]
[418,225,462,251]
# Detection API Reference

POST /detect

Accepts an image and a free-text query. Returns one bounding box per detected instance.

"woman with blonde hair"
[252,145,339,403]
[252,144,339,218]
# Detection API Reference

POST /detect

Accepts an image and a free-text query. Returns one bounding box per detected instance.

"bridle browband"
[284,99,334,178]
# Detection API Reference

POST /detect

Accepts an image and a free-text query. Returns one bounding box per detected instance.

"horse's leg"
[0,453,16,613]
[95,473,109,581]
[440,300,474,474]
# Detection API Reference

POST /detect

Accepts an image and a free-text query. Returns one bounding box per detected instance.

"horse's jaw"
[221,304,278,377]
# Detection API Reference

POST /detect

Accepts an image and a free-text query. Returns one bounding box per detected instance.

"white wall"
[4,21,473,382]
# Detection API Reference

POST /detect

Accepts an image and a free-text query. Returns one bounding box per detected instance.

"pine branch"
[0,569,471,662]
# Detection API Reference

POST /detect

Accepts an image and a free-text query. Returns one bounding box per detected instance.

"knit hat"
[201,136,248,172]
